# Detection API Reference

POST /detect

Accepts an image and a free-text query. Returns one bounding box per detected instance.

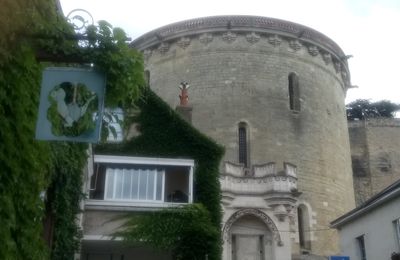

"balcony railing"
[220,161,297,195]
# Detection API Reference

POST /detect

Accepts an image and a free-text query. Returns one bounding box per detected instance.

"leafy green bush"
[119,204,219,260]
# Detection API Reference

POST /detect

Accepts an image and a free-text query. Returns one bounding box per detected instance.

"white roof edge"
[331,184,400,228]
[94,154,195,166]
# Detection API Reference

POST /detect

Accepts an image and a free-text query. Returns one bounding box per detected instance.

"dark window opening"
[298,207,305,248]
[145,70,150,87]
[298,205,311,250]
[356,235,367,260]
[289,73,300,111]
[238,123,248,167]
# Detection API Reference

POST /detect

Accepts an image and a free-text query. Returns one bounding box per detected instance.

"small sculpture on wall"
[179,82,190,106]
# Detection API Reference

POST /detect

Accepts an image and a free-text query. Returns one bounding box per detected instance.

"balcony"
[86,155,194,210]
[220,162,298,195]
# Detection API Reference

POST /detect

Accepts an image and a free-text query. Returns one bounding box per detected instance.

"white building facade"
[331,179,400,260]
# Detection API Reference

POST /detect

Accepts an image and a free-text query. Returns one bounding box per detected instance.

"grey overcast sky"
[60,0,400,104]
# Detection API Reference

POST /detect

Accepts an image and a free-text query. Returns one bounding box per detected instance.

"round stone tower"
[132,15,355,259]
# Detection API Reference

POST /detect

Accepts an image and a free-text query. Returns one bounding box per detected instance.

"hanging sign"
[36,67,105,142]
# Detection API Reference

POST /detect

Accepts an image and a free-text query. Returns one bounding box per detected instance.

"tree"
[346,99,400,120]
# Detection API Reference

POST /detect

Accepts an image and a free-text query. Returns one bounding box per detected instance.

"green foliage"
[38,20,145,109]
[346,99,400,120]
[118,204,219,260]
[0,1,145,259]
[47,143,87,260]
[84,21,146,108]
[48,83,98,136]
[96,89,224,259]
[0,44,51,260]
[0,0,58,63]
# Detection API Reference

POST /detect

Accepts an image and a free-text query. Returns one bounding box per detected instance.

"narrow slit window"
[238,123,248,167]
[288,73,300,111]
[298,207,305,248]
[298,205,311,250]
[145,70,150,87]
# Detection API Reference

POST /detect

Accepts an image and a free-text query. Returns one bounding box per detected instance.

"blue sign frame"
[329,256,350,260]
[36,67,105,143]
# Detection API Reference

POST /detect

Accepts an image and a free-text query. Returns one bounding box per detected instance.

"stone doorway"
[232,234,264,260]
[229,214,274,260]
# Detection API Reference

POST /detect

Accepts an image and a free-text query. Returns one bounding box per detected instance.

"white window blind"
[105,168,164,202]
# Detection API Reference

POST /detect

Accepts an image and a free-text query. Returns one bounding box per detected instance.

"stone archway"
[223,208,283,246]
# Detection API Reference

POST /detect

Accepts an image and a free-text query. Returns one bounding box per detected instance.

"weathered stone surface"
[349,119,400,205]
[132,15,355,258]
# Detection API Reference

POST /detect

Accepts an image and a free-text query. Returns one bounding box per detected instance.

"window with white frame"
[105,168,164,202]
[89,155,194,205]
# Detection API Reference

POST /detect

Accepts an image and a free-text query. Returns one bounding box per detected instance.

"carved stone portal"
[223,208,283,246]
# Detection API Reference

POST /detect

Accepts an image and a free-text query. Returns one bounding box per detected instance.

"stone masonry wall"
[132,16,355,258]
[349,119,400,205]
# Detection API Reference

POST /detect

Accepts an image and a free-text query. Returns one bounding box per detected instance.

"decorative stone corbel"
[268,34,282,47]
[143,49,152,60]
[289,39,302,51]
[177,37,191,49]
[273,204,288,222]
[322,53,332,65]
[199,33,213,45]
[246,32,260,44]
[158,42,170,54]
[334,61,341,73]
[222,31,237,43]
[308,46,319,56]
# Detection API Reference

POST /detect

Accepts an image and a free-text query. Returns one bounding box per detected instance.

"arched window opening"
[288,73,300,111]
[145,70,150,87]
[297,205,311,250]
[238,123,249,168]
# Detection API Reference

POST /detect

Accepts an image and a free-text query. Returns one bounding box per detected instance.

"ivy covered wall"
[95,89,224,259]
[0,1,144,259]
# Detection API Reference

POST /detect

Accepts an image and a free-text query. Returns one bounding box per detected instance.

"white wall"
[338,196,400,260]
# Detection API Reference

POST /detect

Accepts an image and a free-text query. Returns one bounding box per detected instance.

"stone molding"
[223,161,297,177]
[220,174,298,195]
[132,15,344,57]
[131,16,351,87]
[223,208,283,246]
